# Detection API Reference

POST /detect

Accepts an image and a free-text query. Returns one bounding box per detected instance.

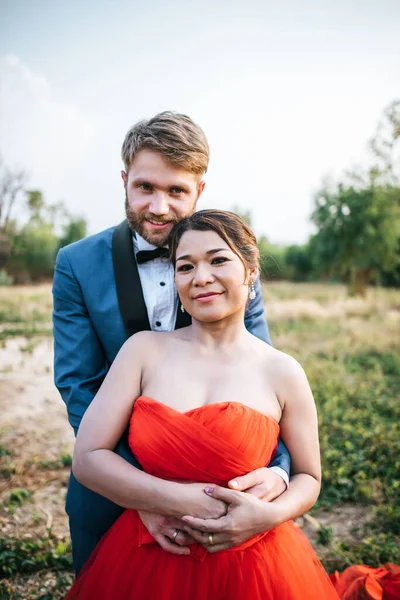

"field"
[0,282,399,599]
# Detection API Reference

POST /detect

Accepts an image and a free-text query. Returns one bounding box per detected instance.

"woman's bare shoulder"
[261,343,306,382]
[118,330,173,358]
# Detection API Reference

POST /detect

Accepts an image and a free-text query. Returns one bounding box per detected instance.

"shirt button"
[155,321,161,327]
[160,281,165,286]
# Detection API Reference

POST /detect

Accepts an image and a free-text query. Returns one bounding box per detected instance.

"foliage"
[264,281,400,570]
[311,183,400,294]
[9,221,59,281]
[0,169,87,282]
[0,158,26,235]
[322,534,400,573]
[311,100,400,295]
[367,99,400,187]
[285,242,315,282]
[317,526,334,546]
[59,218,87,249]
[258,235,287,281]
[0,269,13,286]
[7,489,33,510]
[0,535,72,579]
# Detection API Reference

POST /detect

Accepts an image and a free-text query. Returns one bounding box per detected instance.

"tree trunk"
[348,268,369,297]
[0,229,11,270]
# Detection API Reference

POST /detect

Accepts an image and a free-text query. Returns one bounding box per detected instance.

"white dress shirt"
[133,233,288,487]
[133,233,178,331]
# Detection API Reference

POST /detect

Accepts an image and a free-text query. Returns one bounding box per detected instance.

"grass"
[0,285,53,343]
[0,282,399,595]
[264,282,400,571]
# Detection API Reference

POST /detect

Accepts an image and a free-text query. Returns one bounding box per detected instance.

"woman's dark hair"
[168,210,260,277]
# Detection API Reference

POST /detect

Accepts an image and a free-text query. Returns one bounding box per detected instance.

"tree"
[10,222,59,282]
[0,157,26,268]
[311,100,400,296]
[0,157,26,232]
[368,100,400,186]
[59,218,87,248]
[312,182,400,295]
[285,242,315,282]
[258,235,287,281]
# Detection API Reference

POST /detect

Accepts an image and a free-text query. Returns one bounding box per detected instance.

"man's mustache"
[139,214,180,225]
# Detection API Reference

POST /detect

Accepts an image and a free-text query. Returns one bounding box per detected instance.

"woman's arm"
[268,354,321,522]
[72,332,225,520]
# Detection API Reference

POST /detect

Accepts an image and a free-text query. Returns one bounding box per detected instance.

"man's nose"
[149,192,169,215]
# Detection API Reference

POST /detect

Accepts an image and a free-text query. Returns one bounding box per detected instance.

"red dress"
[66,397,340,599]
[330,563,400,599]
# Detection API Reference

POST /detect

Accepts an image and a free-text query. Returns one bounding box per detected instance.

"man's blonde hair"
[121,111,209,175]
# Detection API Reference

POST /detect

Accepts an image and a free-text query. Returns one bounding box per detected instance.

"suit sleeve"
[52,248,110,434]
[244,274,272,345]
[244,273,291,479]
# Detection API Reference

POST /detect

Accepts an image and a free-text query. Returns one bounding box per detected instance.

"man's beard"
[125,194,195,247]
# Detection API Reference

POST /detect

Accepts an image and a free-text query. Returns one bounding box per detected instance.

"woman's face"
[174,229,257,323]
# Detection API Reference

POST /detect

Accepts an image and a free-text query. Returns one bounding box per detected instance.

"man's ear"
[197,179,206,200]
[121,170,128,187]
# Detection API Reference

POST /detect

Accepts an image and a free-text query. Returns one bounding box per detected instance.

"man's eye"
[170,187,184,195]
[176,264,193,272]
[140,183,153,191]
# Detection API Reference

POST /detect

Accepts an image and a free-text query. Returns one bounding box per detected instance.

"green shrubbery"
[307,349,400,569]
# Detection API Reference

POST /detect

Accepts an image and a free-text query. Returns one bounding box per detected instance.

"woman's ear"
[249,266,258,284]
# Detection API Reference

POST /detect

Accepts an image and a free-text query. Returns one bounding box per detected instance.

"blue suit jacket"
[52,220,290,537]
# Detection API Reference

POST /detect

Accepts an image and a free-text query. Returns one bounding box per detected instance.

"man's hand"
[138,511,195,556]
[228,467,286,501]
[181,486,281,553]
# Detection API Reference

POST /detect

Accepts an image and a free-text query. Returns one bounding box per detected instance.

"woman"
[66,210,339,599]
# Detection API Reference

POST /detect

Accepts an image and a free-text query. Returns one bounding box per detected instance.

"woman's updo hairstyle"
[168,209,260,279]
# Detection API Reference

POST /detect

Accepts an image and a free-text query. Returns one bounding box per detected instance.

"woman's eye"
[211,257,228,265]
[177,264,193,272]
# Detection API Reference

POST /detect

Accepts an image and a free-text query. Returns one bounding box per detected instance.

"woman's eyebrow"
[176,248,229,261]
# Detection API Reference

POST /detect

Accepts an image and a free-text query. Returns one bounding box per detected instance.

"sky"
[1,0,399,244]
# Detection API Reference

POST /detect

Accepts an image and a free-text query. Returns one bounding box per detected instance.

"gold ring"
[172,529,179,542]
[208,533,214,546]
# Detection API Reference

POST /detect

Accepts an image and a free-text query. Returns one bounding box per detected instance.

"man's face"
[122,149,205,247]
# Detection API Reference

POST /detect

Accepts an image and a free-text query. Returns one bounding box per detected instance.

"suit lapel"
[112,220,151,338]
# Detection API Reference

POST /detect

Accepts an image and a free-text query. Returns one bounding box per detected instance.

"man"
[53,111,290,575]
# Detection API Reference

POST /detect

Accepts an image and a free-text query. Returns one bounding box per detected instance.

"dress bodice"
[129,396,280,487]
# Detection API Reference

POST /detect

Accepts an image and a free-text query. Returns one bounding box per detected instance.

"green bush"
[0,535,72,578]
[0,269,13,286]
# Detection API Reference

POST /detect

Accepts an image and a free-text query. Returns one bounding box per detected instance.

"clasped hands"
[138,467,286,556]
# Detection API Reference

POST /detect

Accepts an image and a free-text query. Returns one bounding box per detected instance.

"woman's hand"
[138,511,195,556]
[175,482,228,520]
[137,483,226,556]
[181,485,281,553]
[228,467,287,501]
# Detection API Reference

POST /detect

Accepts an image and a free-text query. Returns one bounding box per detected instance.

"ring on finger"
[208,533,214,546]
[171,529,179,542]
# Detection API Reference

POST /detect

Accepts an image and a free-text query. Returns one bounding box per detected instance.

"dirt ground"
[0,337,75,597]
[0,337,73,537]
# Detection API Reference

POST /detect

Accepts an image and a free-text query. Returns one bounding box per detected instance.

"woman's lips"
[194,293,223,303]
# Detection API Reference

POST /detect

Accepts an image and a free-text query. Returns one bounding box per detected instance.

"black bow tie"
[136,247,170,265]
